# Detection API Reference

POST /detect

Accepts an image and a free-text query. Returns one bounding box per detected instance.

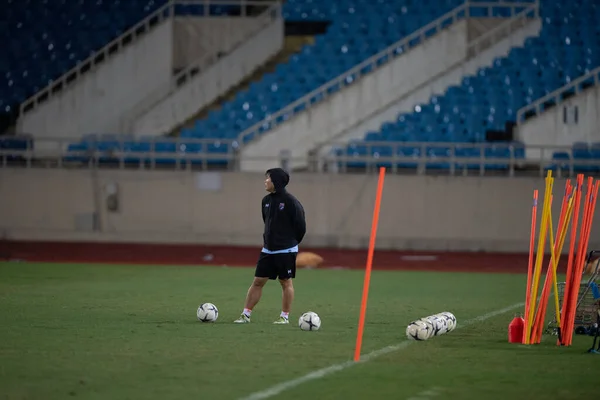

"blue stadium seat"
[546,151,571,174]
[0,135,33,162]
[569,141,600,173]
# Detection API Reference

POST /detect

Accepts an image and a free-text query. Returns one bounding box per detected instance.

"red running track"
[0,239,570,274]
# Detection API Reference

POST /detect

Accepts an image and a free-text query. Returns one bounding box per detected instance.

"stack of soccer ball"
[196,303,321,332]
[405,311,457,341]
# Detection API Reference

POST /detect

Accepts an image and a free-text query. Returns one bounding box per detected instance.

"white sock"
[280,311,289,319]
[243,308,252,317]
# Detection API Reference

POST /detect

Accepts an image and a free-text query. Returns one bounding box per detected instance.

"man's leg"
[279,278,294,317]
[234,277,268,323]
[234,253,274,323]
[273,253,297,324]
[245,277,268,311]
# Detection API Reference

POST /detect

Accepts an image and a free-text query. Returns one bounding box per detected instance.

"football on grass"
[296,252,324,268]
[437,312,457,331]
[298,311,321,331]
[406,320,431,341]
[197,303,218,322]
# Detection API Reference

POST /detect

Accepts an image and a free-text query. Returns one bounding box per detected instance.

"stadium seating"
[341,0,600,170]
[5,0,599,172]
[56,0,536,166]
[549,141,600,173]
[1,0,164,113]
[181,0,467,143]
[0,0,242,114]
[59,0,479,165]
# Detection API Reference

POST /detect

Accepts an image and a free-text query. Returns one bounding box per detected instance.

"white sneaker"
[233,314,251,323]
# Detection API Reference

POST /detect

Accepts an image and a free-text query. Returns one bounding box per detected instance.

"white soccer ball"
[427,315,448,336]
[197,303,219,322]
[438,312,456,331]
[406,320,431,341]
[419,317,436,338]
[298,311,321,331]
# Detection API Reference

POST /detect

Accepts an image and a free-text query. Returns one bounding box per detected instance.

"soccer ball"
[437,312,456,331]
[425,315,448,336]
[406,320,431,341]
[197,303,218,322]
[298,311,321,331]
[419,317,436,338]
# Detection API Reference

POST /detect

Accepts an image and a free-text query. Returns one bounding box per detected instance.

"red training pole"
[559,174,583,345]
[354,167,386,362]
[565,179,598,345]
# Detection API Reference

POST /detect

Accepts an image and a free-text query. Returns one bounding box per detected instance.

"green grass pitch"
[0,262,597,400]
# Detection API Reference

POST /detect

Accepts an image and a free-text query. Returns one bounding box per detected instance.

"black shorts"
[255,252,297,280]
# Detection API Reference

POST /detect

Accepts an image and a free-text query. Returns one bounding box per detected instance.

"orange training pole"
[567,178,595,344]
[523,189,538,344]
[354,166,386,362]
[565,179,598,345]
[559,174,583,345]
[564,177,593,345]
[564,178,591,345]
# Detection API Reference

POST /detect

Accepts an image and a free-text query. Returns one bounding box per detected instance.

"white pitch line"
[406,386,444,400]
[239,302,525,400]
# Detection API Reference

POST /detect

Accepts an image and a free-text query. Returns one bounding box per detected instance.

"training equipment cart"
[546,251,600,338]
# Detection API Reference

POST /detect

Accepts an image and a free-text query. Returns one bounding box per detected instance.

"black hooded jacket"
[261,168,306,251]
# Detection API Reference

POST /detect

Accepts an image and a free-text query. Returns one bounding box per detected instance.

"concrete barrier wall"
[1,169,598,253]
[518,85,600,161]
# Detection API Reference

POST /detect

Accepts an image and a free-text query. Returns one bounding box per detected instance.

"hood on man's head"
[266,168,290,191]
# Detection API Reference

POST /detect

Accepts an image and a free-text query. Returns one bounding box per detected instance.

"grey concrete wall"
[1,169,597,253]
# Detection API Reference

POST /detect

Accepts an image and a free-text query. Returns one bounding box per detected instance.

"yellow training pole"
[525,171,553,344]
[543,204,564,340]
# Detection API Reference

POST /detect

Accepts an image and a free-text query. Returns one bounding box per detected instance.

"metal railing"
[0,135,239,171]
[320,139,564,177]
[235,1,539,146]
[18,0,277,115]
[516,66,600,123]
[2,136,598,179]
[122,1,281,133]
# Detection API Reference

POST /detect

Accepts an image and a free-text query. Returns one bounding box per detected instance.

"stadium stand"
[237,1,541,173]
[0,0,250,128]
[335,0,600,171]
[65,0,537,168]
[180,0,468,142]
[1,0,600,174]
[516,66,600,173]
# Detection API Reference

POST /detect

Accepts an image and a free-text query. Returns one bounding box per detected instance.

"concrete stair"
[172,35,315,135]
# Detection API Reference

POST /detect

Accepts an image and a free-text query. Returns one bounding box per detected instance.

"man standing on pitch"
[234,167,306,324]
